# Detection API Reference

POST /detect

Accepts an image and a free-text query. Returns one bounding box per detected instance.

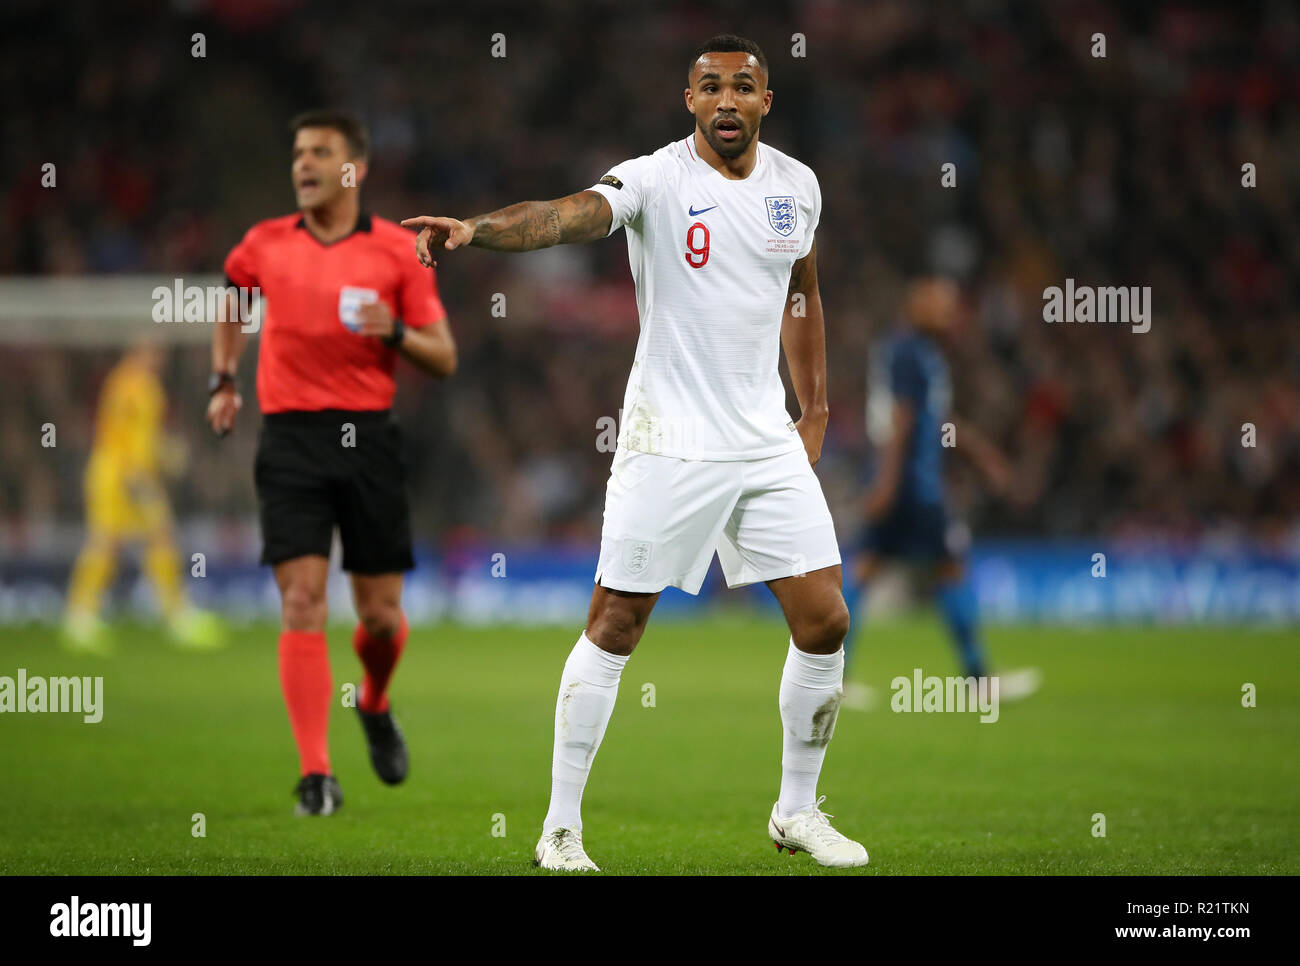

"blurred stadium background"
[2,0,1298,626]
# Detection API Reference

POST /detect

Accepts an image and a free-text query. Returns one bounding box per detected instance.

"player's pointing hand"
[400,216,474,267]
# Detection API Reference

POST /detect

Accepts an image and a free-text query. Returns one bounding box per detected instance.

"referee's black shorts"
[254,409,414,574]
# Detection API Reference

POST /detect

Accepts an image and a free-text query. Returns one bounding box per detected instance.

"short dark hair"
[289,110,369,160]
[688,34,768,85]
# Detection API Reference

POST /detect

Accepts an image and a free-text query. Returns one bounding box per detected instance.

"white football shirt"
[590,136,822,461]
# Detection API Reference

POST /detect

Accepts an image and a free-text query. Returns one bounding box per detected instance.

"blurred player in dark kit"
[845,278,1039,710]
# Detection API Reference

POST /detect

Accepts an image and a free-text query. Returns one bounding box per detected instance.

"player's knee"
[358,603,401,640]
[281,582,326,631]
[821,600,851,650]
[588,607,646,656]
[84,533,116,557]
[796,599,850,654]
[936,557,965,583]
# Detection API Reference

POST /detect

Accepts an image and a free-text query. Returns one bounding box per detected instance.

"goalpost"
[0,275,258,346]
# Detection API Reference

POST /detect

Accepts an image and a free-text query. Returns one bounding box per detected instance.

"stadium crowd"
[2,0,1298,552]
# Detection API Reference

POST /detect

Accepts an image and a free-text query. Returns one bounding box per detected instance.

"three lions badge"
[765,196,797,236]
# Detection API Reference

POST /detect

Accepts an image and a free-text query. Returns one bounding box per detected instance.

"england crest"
[765,195,797,236]
[622,539,652,575]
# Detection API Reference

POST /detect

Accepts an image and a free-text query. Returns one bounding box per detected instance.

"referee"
[207,111,456,816]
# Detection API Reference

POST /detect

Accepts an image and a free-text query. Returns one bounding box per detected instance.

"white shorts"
[594,446,842,595]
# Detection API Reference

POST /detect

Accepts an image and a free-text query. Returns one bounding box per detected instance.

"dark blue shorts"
[858,501,963,562]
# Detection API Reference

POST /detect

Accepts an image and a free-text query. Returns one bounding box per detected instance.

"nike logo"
[688,204,718,216]
[773,820,786,838]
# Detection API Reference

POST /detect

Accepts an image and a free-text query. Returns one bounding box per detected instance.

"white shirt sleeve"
[589,154,660,236]
[797,171,821,259]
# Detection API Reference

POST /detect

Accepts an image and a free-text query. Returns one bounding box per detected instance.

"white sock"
[778,639,844,819]
[542,632,628,833]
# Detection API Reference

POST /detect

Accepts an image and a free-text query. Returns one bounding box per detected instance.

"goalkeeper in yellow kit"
[64,341,222,653]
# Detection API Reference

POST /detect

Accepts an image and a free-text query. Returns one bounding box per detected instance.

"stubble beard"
[700,118,759,159]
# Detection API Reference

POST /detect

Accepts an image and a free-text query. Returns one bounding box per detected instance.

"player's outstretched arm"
[781,241,830,467]
[401,190,612,265]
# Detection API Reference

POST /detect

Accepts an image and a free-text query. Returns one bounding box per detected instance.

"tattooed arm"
[401,191,612,265]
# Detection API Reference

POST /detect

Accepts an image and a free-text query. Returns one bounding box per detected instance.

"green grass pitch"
[1,613,1296,874]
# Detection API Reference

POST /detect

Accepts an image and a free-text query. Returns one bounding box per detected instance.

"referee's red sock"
[278,630,333,776]
[354,614,408,713]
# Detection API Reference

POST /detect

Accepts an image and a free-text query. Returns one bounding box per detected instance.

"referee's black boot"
[356,703,409,785]
[294,773,343,816]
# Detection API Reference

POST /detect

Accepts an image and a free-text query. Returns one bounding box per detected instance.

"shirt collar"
[295,211,372,235]
[685,135,763,181]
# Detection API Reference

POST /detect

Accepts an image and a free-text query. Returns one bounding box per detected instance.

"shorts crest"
[622,539,652,575]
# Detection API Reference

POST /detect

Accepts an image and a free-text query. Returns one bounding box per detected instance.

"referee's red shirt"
[224,212,446,414]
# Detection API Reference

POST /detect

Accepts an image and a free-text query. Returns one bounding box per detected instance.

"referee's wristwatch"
[208,371,236,396]
[382,318,406,349]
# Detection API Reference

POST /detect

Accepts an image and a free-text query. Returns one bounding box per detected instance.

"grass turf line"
[0,615,1295,874]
